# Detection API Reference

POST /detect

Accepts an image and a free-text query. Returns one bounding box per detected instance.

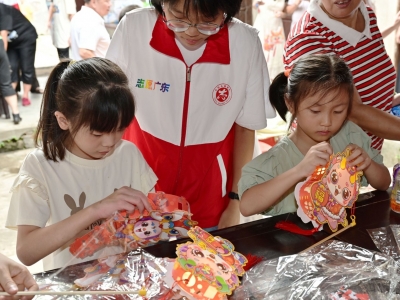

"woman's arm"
[16,187,151,266]
[78,48,95,59]
[381,11,400,39]
[349,90,400,140]
[285,0,302,15]
[218,124,254,229]
[47,3,55,29]
[1,30,8,50]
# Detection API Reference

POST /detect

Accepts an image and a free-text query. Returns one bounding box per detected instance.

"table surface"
[145,189,399,260]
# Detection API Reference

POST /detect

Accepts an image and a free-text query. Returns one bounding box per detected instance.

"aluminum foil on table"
[367,225,400,261]
[33,248,181,299]
[231,240,400,300]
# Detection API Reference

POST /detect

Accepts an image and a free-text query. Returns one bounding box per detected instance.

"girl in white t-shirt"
[6,57,158,271]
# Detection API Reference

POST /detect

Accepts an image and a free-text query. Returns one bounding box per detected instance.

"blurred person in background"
[70,0,111,60]
[48,0,76,59]
[253,0,288,80]
[285,0,309,31]
[0,3,38,107]
[0,36,21,124]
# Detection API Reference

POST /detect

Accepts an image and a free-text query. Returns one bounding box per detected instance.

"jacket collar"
[150,15,230,64]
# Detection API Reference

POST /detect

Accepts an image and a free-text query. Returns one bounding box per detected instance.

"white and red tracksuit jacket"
[107,8,275,228]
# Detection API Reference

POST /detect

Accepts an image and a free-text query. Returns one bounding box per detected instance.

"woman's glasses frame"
[162,9,226,36]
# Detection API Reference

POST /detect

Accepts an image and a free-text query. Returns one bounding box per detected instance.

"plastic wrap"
[367,225,400,261]
[33,248,181,299]
[231,240,400,300]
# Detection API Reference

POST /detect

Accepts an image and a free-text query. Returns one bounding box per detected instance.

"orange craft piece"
[171,226,247,300]
[69,192,197,259]
[295,148,363,232]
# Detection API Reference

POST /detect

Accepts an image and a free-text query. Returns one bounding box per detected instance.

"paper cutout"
[169,226,247,300]
[329,286,370,300]
[295,148,363,232]
[69,192,197,258]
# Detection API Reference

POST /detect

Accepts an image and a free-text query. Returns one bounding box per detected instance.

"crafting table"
[145,190,398,259]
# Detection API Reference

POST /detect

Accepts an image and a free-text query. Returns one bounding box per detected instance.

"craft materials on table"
[231,240,400,299]
[69,192,198,259]
[7,227,248,299]
[295,147,362,231]
[276,147,363,240]
[164,226,248,300]
[367,224,400,261]
[24,248,177,299]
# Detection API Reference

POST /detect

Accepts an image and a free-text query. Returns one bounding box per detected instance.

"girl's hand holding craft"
[346,144,372,171]
[94,187,152,219]
[296,142,333,178]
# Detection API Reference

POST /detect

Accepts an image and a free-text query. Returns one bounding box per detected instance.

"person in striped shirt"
[284,0,400,151]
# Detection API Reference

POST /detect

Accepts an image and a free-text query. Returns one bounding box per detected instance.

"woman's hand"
[93,186,152,219]
[346,144,372,171]
[0,253,38,300]
[275,11,286,18]
[393,93,400,107]
[253,0,265,9]
[296,141,333,178]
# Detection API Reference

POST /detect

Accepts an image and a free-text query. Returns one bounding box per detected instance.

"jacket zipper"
[173,65,192,194]
[186,66,191,82]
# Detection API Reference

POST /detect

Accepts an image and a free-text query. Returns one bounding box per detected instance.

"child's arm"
[240,167,306,216]
[240,142,332,216]
[16,187,152,266]
[346,144,391,191]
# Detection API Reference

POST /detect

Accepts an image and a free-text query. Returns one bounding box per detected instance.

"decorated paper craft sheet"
[164,226,248,300]
[295,148,363,232]
[70,192,198,259]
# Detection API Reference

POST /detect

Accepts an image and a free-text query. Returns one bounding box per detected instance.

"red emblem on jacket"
[212,83,232,106]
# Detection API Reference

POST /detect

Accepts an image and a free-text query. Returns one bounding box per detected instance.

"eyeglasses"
[162,12,225,36]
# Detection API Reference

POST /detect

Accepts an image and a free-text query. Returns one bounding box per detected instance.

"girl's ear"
[284,95,295,115]
[54,111,70,130]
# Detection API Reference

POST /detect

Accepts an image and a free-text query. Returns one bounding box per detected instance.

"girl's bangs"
[78,88,135,133]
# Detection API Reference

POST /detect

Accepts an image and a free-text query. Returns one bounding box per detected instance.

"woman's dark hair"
[35,57,135,162]
[269,54,354,125]
[150,0,241,23]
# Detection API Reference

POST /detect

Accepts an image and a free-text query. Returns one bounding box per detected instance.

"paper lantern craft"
[165,226,247,300]
[70,192,197,259]
[295,148,363,232]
